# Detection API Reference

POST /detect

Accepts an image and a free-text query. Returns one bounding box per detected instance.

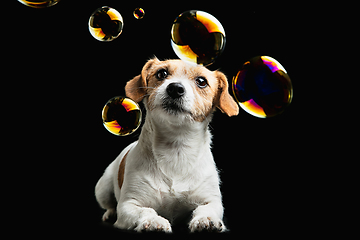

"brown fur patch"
[118,150,130,189]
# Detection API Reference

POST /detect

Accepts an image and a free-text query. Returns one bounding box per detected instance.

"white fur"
[95,59,236,233]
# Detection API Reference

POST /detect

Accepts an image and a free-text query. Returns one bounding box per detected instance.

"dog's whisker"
[126,86,155,92]
[137,87,155,89]
[136,93,150,101]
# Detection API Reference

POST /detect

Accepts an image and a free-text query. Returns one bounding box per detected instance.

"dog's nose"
[166,83,185,99]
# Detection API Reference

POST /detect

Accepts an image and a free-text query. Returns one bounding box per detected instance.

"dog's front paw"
[135,215,172,233]
[189,216,225,233]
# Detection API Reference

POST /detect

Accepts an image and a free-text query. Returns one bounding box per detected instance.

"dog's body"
[95,58,239,232]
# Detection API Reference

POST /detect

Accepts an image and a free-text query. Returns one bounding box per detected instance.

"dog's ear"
[215,71,239,117]
[125,74,145,102]
[125,58,159,102]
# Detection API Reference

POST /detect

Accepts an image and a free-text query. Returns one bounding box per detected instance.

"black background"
[8,0,323,238]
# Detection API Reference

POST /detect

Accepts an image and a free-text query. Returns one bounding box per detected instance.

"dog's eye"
[195,77,208,88]
[156,69,168,80]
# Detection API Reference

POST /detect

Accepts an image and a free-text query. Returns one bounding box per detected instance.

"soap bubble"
[18,0,60,8]
[133,8,145,19]
[88,6,123,42]
[102,96,142,136]
[171,10,226,66]
[232,56,293,118]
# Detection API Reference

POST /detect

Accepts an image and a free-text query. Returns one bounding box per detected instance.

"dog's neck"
[137,107,213,176]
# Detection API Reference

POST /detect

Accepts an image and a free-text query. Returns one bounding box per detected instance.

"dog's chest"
[160,177,191,197]
[156,177,198,219]
[151,161,199,198]
[151,142,210,199]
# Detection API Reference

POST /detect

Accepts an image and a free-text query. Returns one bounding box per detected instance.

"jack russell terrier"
[95,58,239,232]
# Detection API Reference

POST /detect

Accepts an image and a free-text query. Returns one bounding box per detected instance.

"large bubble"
[171,10,226,66]
[232,56,293,118]
[102,96,142,136]
[18,0,60,8]
[88,6,123,42]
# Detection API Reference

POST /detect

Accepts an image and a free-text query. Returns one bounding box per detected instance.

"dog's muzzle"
[162,82,187,114]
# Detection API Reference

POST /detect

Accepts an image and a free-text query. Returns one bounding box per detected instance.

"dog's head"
[125,58,239,123]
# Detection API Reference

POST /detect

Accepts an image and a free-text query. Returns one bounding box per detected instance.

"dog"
[95,57,239,232]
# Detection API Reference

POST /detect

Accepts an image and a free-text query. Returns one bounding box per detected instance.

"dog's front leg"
[189,200,226,232]
[114,202,172,233]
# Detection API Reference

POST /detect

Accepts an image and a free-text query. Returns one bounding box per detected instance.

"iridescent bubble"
[18,0,60,8]
[88,6,123,42]
[102,96,142,136]
[133,8,145,19]
[232,56,293,118]
[171,10,226,66]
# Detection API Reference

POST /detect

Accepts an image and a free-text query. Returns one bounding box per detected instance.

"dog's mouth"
[162,99,190,115]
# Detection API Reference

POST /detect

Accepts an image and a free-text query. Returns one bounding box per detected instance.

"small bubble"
[18,0,60,8]
[88,6,123,42]
[133,8,145,19]
[232,56,293,118]
[171,10,226,66]
[102,96,142,136]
